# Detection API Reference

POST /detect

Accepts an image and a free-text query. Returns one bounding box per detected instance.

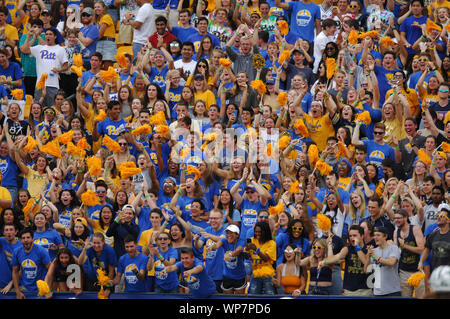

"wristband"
[77,170,83,173]
[5,133,9,137]
[11,80,13,86]
[419,262,423,265]
[289,145,293,150]
[15,149,19,152]
[177,189,182,194]
[115,218,120,224]
[391,195,396,200]
[372,254,378,260]
[354,245,362,252]
[395,146,399,150]
[145,195,150,198]
[324,259,328,265]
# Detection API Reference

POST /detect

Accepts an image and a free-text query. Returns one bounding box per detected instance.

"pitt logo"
[40,50,56,60]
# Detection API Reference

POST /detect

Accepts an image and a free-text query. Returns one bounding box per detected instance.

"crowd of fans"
[0,0,449,299]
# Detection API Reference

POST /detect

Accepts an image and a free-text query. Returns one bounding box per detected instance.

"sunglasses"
[326,47,335,51]
[96,190,106,194]
[170,42,179,47]
[439,88,449,93]
[198,65,206,69]
[292,226,303,231]
[284,249,295,253]
[437,214,449,220]
[44,110,55,115]
[158,237,169,240]
[246,190,256,194]
[312,245,324,250]
[418,58,429,62]
[259,215,269,219]
[348,4,359,8]
[118,143,127,146]
[373,131,384,135]
[81,13,91,17]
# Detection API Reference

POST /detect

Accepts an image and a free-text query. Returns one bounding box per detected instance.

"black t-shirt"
[399,134,427,178]
[343,245,370,291]
[425,229,450,271]
[7,118,29,141]
[429,101,450,123]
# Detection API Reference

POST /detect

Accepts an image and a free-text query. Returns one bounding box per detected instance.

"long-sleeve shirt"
[225,45,260,81]
[106,221,140,260]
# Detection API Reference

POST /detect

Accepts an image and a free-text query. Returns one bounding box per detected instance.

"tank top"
[397,224,420,272]
[280,263,302,293]
[309,266,332,283]
[343,245,370,291]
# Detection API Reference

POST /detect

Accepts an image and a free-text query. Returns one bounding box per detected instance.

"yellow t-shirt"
[193,90,217,110]
[428,0,450,18]
[383,117,407,146]
[4,24,19,42]
[25,168,46,199]
[99,14,116,38]
[385,88,420,116]
[248,238,276,278]
[338,177,351,191]
[303,113,335,152]
[92,220,114,247]
[186,74,214,88]
[0,186,12,215]
[138,228,170,276]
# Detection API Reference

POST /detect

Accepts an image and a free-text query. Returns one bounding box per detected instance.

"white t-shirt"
[134,3,155,45]
[29,44,68,89]
[313,31,336,73]
[423,204,442,230]
[174,59,197,86]
[316,207,346,238]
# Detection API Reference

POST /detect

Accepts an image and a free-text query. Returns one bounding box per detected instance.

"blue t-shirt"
[220,238,246,280]
[33,229,64,260]
[362,139,396,176]
[12,244,51,293]
[117,252,149,292]
[374,64,400,106]
[288,1,321,43]
[65,237,85,258]
[201,226,225,281]
[148,65,169,91]
[275,233,311,266]
[154,247,179,291]
[187,32,221,52]
[0,155,18,188]
[0,61,25,99]
[354,102,382,140]
[399,15,428,55]
[239,199,268,240]
[175,258,216,298]
[97,117,128,141]
[79,24,99,60]
[0,238,22,287]
[152,0,170,9]
[84,245,117,281]
[171,26,197,42]
[81,70,103,103]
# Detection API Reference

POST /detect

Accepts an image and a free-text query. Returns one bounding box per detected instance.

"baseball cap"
[82,7,94,16]
[373,226,388,235]
[225,224,240,234]
[194,73,204,80]
[266,78,275,85]
[42,9,50,15]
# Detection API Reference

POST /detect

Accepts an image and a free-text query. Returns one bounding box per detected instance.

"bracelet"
[324,259,328,265]
[391,195,396,200]
[289,145,293,150]
[115,218,120,224]
[177,189,182,194]
[5,133,9,137]
[105,167,111,170]
[14,149,19,152]
[395,146,399,150]
[77,170,83,173]
[419,262,423,265]
[11,80,13,86]
[145,194,150,198]
[432,162,436,166]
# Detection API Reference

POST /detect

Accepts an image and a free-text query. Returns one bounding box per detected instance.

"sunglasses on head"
[312,245,324,250]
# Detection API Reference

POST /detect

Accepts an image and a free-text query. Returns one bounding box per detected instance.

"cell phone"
[247,238,251,243]
[152,243,157,247]
[232,110,237,118]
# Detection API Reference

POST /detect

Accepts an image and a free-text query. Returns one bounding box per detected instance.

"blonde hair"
[383,177,399,198]
[349,190,366,221]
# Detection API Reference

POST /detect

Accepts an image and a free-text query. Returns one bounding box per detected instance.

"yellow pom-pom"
[81,189,100,206]
[131,124,152,136]
[336,141,349,159]
[72,53,83,67]
[36,73,48,90]
[326,58,337,79]
[37,280,50,297]
[294,118,309,138]
[115,52,128,69]
[41,140,62,158]
[57,130,74,145]
[250,79,266,95]
[348,30,358,45]
[277,20,289,35]
[86,156,102,177]
[102,135,121,154]
[119,161,142,179]
[441,141,450,153]
[317,213,331,231]
[289,180,300,194]
[315,158,332,176]
[269,201,285,216]
[277,91,288,106]
[355,111,371,125]
[95,110,107,122]
[149,111,167,126]
[23,136,39,152]
[11,89,23,100]
[77,137,91,151]
[278,50,291,65]
[96,268,110,287]
[67,141,86,158]
[308,144,319,166]
[99,67,119,82]
[155,124,170,138]
[417,149,432,167]
[380,36,394,47]
[186,165,201,180]
[406,272,425,288]
[219,58,232,68]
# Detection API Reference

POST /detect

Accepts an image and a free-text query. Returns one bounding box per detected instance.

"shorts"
[221,276,247,291]
[96,39,117,61]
